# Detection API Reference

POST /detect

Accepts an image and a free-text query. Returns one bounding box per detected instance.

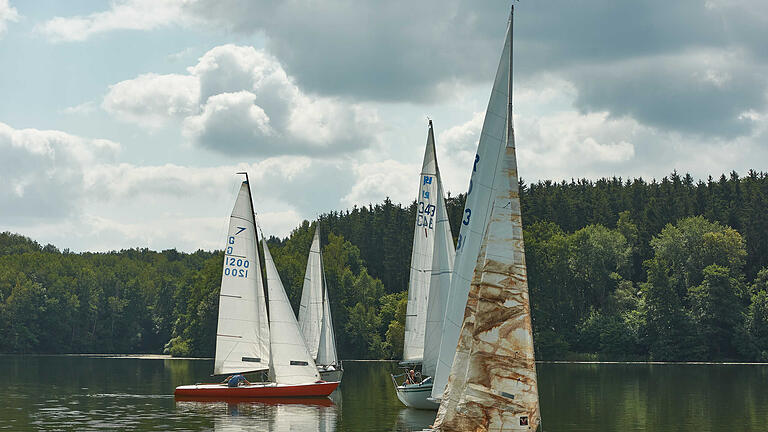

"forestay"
[213,181,270,376]
[262,239,321,385]
[431,18,511,401]
[403,120,441,363]
[298,227,324,359]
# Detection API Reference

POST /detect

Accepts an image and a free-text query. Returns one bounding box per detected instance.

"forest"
[2,170,768,362]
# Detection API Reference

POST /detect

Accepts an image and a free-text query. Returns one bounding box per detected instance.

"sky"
[1,0,767,252]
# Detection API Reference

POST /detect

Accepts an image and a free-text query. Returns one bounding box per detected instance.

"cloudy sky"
[1,0,767,252]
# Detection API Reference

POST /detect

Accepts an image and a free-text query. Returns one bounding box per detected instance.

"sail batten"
[213,181,270,376]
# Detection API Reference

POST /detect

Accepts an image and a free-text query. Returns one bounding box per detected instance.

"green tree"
[689,264,747,359]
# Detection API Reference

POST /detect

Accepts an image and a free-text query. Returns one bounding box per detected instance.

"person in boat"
[404,369,420,385]
[222,374,250,387]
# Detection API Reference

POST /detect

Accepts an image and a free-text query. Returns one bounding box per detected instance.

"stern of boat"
[391,374,438,410]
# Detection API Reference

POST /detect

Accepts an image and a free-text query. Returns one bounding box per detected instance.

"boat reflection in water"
[175,395,338,431]
[396,407,437,432]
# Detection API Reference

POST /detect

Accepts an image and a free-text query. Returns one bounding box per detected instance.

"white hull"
[319,368,343,383]
[394,381,439,410]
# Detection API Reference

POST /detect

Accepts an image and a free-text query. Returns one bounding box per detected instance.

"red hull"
[174,395,334,406]
[174,381,339,398]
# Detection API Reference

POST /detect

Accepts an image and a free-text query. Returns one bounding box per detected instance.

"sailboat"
[431,5,541,431]
[298,225,343,382]
[174,174,339,398]
[392,120,455,410]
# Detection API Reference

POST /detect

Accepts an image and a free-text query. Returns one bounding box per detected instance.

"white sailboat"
[432,6,541,431]
[393,120,455,410]
[298,226,343,382]
[175,174,339,398]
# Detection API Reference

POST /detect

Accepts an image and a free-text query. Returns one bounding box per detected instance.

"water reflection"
[175,396,338,432]
[396,408,436,431]
[3,356,768,431]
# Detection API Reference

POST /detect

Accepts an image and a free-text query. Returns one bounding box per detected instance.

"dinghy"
[431,6,541,431]
[174,174,339,399]
[393,120,455,410]
[298,226,343,382]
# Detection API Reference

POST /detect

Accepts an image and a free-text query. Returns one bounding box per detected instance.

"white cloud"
[36,0,194,42]
[182,91,274,150]
[0,122,120,221]
[62,101,97,115]
[0,0,19,37]
[103,73,200,129]
[516,111,637,176]
[342,159,419,207]
[105,44,379,156]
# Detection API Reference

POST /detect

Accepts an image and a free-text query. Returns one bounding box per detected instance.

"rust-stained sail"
[432,6,541,431]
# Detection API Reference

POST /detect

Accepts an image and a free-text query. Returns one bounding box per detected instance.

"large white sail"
[213,181,270,375]
[298,227,324,359]
[316,280,339,366]
[430,15,511,401]
[421,173,455,378]
[434,7,541,431]
[403,120,440,363]
[262,239,321,385]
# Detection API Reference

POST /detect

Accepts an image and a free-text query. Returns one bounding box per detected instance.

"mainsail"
[298,227,324,359]
[434,6,541,431]
[262,239,321,385]
[422,172,455,378]
[403,120,441,363]
[213,180,271,376]
[430,10,511,402]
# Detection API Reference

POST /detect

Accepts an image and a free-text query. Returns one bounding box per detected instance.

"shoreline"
[1,354,766,365]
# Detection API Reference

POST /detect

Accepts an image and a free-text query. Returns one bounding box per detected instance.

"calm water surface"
[0,356,766,431]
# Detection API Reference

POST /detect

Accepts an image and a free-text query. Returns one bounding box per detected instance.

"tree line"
[1,170,768,361]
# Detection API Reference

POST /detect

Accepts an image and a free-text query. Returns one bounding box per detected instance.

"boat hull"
[174,381,339,398]
[394,381,439,410]
[174,395,335,406]
[319,368,343,382]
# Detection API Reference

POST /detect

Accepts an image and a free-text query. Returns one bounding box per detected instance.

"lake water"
[1,356,766,431]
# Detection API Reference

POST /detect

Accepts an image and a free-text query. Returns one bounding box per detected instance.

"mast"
[434,5,541,431]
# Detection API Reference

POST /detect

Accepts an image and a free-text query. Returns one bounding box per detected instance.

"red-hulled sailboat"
[174,173,339,399]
